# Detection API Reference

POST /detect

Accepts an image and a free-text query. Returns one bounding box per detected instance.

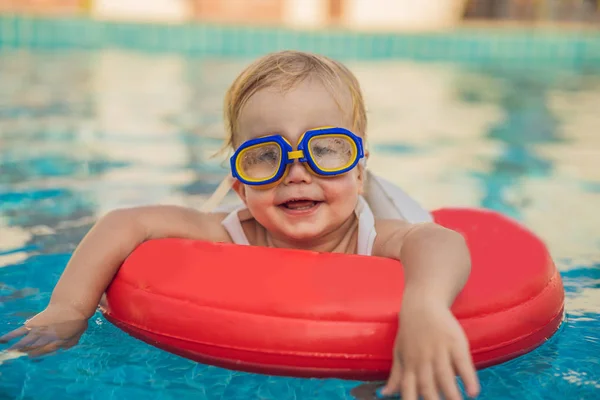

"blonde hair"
[222,50,367,150]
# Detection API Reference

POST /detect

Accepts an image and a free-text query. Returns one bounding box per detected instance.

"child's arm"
[0,205,232,355]
[372,220,480,400]
[48,206,231,319]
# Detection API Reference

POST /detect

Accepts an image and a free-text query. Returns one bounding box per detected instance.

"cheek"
[322,172,362,200]
[244,188,275,208]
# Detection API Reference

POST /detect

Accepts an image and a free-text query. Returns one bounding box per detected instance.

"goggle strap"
[199,174,235,213]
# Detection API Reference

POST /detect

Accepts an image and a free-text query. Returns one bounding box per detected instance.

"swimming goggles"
[230,127,365,187]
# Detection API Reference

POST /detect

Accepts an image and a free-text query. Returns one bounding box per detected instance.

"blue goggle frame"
[230,127,365,186]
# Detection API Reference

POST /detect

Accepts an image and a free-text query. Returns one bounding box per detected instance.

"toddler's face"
[232,78,364,243]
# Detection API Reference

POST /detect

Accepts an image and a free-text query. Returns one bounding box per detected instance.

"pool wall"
[0,15,599,69]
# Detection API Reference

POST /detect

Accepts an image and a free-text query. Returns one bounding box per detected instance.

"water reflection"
[454,66,600,265]
[471,69,562,219]
[352,61,505,209]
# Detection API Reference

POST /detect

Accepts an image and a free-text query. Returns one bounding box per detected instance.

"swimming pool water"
[0,49,599,399]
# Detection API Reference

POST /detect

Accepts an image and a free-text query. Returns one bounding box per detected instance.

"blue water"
[1,49,599,399]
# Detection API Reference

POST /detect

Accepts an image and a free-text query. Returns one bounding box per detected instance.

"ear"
[357,163,366,195]
[232,179,248,204]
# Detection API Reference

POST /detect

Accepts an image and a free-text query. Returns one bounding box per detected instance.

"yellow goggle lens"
[236,142,282,182]
[307,134,357,172]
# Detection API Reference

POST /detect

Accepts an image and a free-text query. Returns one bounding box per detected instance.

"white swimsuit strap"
[221,206,250,246]
[356,196,377,256]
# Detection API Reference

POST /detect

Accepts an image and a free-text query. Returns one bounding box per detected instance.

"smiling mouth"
[279,199,323,210]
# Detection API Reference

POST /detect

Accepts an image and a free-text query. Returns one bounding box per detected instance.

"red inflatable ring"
[101,208,565,380]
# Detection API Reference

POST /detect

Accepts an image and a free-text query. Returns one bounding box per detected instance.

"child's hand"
[380,296,480,400]
[0,304,88,357]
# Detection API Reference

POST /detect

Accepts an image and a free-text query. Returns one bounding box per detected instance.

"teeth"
[291,205,312,210]
[283,200,317,210]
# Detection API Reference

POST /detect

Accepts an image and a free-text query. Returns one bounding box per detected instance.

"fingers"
[21,333,59,352]
[434,352,462,400]
[452,346,480,398]
[400,370,417,400]
[382,353,439,400]
[7,332,41,352]
[416,364,439,400]
[0,326,29,343]
[390,353,469,400]
[380,357,403,396]
[350,382,387,400]
[386,361,461,400]
[6,331,72,358]
[27,341,63,358]
[8,327,56,353]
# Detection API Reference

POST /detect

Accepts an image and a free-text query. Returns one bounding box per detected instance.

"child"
[1,51,480,400]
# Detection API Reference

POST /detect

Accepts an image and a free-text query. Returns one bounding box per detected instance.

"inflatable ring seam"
[105,305,564,361]
[110,277,395,323]
[470,304,564,355]
[104,312,387,360]
[109,267,562,323]
[456,269,562,320]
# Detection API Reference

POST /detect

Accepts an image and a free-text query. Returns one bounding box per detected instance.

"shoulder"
[371,218,419,259]
[374,218,413,238]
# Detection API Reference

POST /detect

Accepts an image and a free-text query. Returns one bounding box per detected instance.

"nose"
[283,160,313,185]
